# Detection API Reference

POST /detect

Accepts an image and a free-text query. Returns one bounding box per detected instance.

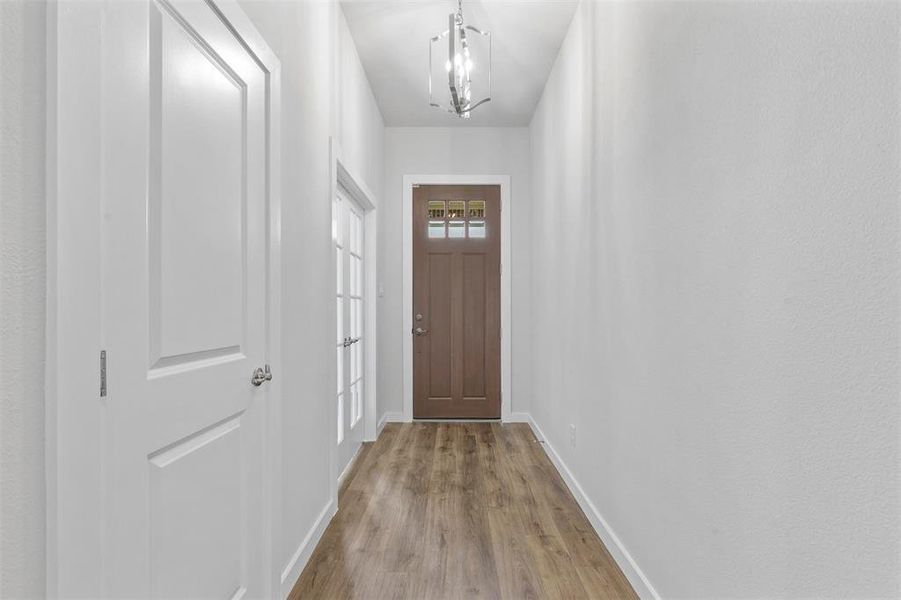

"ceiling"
[341,0,578,127]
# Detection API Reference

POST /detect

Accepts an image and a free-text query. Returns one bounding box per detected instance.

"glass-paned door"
[335,190,365,476]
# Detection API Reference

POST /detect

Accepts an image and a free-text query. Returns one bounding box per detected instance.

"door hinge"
[100,350,107,397]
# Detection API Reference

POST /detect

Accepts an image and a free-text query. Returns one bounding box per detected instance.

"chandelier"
[429,0,491,119]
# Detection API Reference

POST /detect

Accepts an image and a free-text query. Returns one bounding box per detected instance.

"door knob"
[251,364,273,386]
[414,327,429,336]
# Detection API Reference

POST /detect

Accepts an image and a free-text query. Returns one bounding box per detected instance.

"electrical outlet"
[569,424,576,448]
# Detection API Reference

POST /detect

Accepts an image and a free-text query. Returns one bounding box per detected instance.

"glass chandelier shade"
[429,0,491,119]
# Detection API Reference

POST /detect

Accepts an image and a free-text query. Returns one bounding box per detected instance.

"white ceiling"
[341,0,578,127]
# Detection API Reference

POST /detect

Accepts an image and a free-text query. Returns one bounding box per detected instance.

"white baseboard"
[279,499,337,598]
[507,411,532,423]
[525,415,660,600]
[377,411,405,436]
[338,444,362,489]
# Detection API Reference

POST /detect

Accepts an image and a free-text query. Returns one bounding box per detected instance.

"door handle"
[414,327,429,336]
[251,364,273,386]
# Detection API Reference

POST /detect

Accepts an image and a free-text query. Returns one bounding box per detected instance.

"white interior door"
[335,191,365,476]
[99,1,272,597]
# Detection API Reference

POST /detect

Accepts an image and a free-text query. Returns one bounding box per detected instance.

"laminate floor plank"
[288,423,638,600]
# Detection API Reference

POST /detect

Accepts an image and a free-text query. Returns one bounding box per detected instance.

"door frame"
[402,175,512,422]
[328,139,378,509]
[45,2,282,595]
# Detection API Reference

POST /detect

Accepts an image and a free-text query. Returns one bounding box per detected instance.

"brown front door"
[413,184,501,419]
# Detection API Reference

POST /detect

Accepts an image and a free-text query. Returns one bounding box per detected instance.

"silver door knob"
[251,364,273,386]
[414,327,429,336]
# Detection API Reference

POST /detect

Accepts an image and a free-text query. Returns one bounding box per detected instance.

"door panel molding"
[45,1,281,595]
[402,175,512,423]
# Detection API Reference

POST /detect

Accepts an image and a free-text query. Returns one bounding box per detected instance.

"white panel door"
[335,192,365,476]
[100,1,271,597]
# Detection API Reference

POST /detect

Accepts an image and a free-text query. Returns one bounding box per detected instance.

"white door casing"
[326,146,377,512]
[46,1,281,597]
[401,175,514,423]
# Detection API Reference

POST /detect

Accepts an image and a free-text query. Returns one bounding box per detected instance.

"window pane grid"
[425,199,486,238]
[350,387,357,427]
[428,220,446,238]
[428,200,446,219]
[448,220,465,238]
[336,247,343,295]
[337,393,344,443]
[336,346,344,395]
[336,297,344,345]
[335,199,345,247]
[332,200,338,242]
[350,256,362,297]
[351,212,363,255]
[337,193,366,437]
[447,200,465,218]
[350,380,362,427]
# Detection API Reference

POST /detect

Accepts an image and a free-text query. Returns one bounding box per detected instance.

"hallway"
[291,423,636,599]
[2,0,900,597]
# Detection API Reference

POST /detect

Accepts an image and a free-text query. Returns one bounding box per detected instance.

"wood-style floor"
[289,423,638,600]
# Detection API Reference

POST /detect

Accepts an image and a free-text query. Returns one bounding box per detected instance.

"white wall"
[337,8,384,201]
[378,127,531,422]
[0,1,47,597]
[529,2,900,598]
[206,1,385,593]
[240,1,334,585]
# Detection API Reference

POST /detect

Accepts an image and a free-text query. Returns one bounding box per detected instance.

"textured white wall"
[0,1,47,597]
[529,2,900,597]
[378,127,532,421]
